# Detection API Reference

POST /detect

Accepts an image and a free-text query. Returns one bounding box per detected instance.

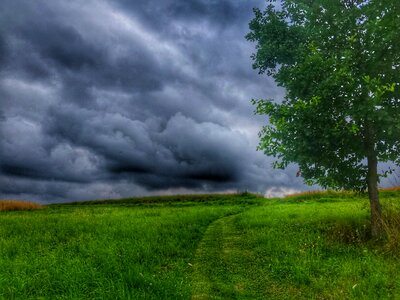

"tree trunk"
[367,153,382,238]
[364,122,382,238]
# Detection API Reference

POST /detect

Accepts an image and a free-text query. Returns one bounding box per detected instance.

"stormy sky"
[0,0,318,203]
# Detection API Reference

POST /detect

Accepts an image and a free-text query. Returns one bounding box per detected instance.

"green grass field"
[1,191,400,299]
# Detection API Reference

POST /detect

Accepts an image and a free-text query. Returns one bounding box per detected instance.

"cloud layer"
[0,0,308,202]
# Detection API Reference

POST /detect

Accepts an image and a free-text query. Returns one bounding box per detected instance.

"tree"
[246,0,400,237]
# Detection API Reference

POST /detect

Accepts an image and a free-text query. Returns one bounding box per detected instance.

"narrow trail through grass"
[191,213,246,299]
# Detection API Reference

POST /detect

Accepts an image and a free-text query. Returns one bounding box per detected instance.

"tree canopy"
[247,0,400,236]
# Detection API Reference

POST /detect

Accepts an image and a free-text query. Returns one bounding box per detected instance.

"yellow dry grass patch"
[381,186,400,192]
[0,200,43,211]
[284,190,325,198]
[285,186,400,198]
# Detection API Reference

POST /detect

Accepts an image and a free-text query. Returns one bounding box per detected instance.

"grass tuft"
[326,220,370,244]
[382,199,400,253]
[0,200,43,211]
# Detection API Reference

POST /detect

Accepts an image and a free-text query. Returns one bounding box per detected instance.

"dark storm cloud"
[116,0,241,28]
[0,34,8,67]
[0,0,310,202]
[21,24,100,71]
[15,17,167,97]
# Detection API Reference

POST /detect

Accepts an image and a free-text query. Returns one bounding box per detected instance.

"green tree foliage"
[247,0,400,236]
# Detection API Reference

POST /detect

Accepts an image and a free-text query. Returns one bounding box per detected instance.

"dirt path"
[190,213,245,299]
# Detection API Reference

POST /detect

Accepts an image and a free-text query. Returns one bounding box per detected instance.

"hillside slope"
[0,191,399,299]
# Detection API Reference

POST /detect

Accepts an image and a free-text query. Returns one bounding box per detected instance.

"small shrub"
[0,200,43,211]
[326,221,370,244]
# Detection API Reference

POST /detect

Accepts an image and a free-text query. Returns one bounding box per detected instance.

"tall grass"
[381,196,400,253]
[0,200,42,211]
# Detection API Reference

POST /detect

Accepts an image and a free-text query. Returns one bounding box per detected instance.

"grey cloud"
[166,1,241,27]
[0,34,8,67]
[44,106,242,188]
[0,0,310,202]
[16,19,166,95]
[19,23,100,71]
[1,116,102,183]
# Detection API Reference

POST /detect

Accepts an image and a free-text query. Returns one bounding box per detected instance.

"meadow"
[0,191,400,299]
